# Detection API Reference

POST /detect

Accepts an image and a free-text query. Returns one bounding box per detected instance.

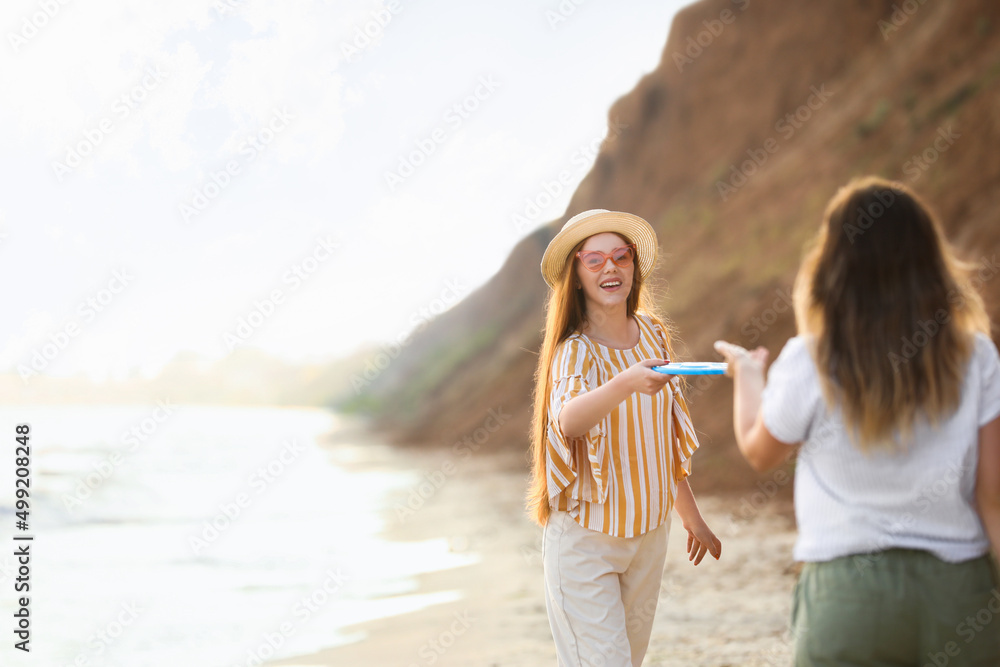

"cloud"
[1,0,353,174]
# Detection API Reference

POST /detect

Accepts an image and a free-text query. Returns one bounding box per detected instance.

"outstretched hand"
[685,519,722,565]
[713,340,769,377]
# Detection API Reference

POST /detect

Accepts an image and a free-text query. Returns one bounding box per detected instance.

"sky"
[0,0,691,383]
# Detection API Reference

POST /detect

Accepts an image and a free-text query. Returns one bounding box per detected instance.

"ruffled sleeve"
[546,337,610,504]
[650,317,700,481]
[668,383,700,481]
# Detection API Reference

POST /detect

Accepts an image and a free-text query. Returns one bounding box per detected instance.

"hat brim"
[540,210,658,288]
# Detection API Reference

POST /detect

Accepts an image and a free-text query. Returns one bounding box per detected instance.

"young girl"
[715,176,1000,664]
[527,208,721,666]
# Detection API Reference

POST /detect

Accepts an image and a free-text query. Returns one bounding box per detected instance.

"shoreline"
[271,431,800,666]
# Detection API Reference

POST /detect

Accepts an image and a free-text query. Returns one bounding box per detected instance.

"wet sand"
[269,439,800,667]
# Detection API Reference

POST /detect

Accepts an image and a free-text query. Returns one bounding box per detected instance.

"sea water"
[0,404,476,667]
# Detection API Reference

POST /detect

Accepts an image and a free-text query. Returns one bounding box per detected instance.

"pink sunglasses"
[575,244,636,272]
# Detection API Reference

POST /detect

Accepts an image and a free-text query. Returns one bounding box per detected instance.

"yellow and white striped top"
[546,312,700,538]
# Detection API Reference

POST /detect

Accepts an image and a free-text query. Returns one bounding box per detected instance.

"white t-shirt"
[761,332,1000,563]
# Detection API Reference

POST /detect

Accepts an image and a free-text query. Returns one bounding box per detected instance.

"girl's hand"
[616,359,673,396]
[713,340,768,378]
[684,519,722,565]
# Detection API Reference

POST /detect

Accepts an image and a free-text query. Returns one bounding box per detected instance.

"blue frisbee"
[652,362,728,376]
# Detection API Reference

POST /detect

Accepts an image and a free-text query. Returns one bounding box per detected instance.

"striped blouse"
[546,312,700,537]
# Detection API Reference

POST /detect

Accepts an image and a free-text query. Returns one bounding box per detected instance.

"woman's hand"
[713,340,793,471]
[674,479,721,565]
[559,359,672,438]
[616,358,673,395]
[684,518,722,565]
[713,340,769,377]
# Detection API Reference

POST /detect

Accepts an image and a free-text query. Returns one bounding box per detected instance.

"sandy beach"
[271,434,800,667]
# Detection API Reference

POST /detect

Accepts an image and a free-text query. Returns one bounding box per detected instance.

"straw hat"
[540,209,658,288]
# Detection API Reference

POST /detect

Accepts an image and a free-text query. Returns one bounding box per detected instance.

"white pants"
[543,510,669,667]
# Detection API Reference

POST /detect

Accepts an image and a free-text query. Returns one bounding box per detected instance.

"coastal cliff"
[354,0,1000,493]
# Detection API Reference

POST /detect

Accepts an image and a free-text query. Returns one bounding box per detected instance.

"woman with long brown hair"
[715,176,1000,665]
[528,208,721,666]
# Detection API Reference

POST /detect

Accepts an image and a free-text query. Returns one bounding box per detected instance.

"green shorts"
[791,549,1000,666]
